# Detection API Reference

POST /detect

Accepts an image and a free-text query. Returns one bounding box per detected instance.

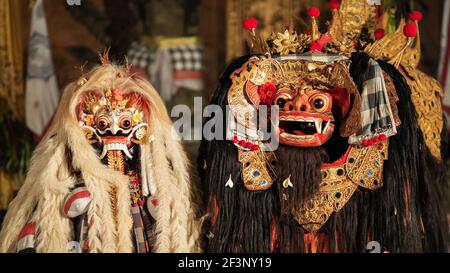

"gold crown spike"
[402,21,421,69]
[242,0,419,60]
[326,0,377,56]
[365,20,421,69]
[307,7,321,41]
[328,3,342,41]
[242,18,270,56]
[365,20,407,63]
[243,0,379,57]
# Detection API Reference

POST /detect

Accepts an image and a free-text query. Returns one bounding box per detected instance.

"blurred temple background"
[1,0,450,225]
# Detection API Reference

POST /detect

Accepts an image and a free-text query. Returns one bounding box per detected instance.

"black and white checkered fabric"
[349,59,397,144]
[168,45,202,71]
[128,42,203,72]
[127,42,155,69]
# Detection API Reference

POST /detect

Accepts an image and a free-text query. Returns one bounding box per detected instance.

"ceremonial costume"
[199,0,449,253]
[0,58,200,253]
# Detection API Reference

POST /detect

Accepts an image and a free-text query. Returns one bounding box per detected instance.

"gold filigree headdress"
[243,0,379,57]
[242,0,422,64]
[242,0,443,160]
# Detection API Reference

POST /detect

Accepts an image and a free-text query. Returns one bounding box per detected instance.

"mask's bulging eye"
[314,98,325,109]
[97,116,109,130]
[275,98,287,108]
[119,117,132,130]
[310,94,329,112]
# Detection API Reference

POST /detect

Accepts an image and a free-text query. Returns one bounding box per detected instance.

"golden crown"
[243,0,422,69]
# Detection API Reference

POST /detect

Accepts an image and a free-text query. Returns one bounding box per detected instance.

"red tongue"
[293,130,305,135]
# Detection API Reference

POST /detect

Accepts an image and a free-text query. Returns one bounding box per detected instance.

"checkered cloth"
[349,59,397,144]
[168,45,203,71]
[127,42,203,101]
[127,42,202,72]
[131,204,152,253]
[127,42,155,70]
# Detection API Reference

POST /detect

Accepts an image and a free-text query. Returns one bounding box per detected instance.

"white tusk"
[314,118,322,134]
[99,145,108,160]
[324,120,331,133]
[121,145,133,159]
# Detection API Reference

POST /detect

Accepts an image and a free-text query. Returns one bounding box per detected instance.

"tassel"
[225,175,234,188]
[140,142,157,197]
[140,145,149,197]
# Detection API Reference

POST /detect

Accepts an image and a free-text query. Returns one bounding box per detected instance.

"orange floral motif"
[112,88,123,101]
[84,114,95,127]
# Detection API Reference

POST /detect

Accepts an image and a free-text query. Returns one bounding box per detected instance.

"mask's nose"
[109,122,120,135]
[108,116,122,135]
[293,94,312,112]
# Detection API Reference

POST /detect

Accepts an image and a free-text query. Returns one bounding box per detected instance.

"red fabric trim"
[173,70,202,80]
[63,190,91,215]
[322,145,352,168]
[18,223,36,239]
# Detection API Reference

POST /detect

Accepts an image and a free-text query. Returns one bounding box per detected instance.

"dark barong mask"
[200,0,448,254]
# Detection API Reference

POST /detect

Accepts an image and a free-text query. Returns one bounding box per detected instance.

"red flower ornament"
[258,82,277,105]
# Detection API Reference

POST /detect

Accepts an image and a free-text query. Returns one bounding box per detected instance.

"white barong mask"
[77,88,150,160]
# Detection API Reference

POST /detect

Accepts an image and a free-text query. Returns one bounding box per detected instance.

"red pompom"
[310,42,323,52]
[373,136,380,143]
[232,136,239,143]
[242,18,259,30]
[374,28,385,39]
[409,11,423,22]
[353,41,359,49]
[252,144,259,151]
[329,0,340,10]
[308,7,321,17]
[362,139,369,146]
[403,23,418,38]
[239,140,246,147]
[380,134,387,141]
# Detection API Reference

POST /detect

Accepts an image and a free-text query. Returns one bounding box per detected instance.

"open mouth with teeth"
[278,112,335,147]
[98,136,133,159]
